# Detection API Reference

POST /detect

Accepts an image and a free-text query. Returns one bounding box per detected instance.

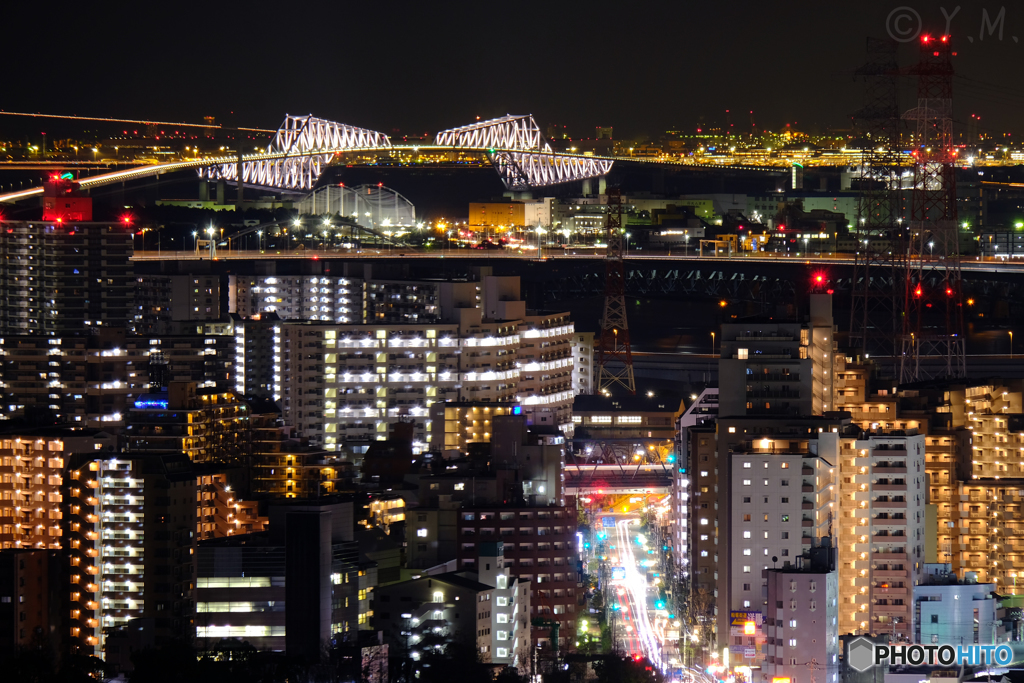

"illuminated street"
[611,517,670,673]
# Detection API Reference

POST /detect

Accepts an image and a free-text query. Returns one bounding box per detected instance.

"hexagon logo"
[847,636,876,672]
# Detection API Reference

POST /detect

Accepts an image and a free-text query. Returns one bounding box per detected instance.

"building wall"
[0,549,56,655]
[727,441,836,618]
[765,567,839,683]
[914,580,999,645]
[64,455,196,658]
[0,221,133,335]
[835,430,926,640]
[456,506,577,649]
[571,332,593,396]
[0,331,131,427]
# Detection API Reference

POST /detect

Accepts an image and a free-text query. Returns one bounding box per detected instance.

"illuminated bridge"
[0,113,615,203]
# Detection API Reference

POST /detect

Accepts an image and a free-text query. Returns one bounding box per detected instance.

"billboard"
[729,611,762,638]
[602,516,616,528]
[611,566,626,580]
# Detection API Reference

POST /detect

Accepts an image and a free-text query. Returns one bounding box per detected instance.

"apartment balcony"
[872,552,908,560]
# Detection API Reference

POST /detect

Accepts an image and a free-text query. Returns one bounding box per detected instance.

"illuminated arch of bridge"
[200,113,614,192]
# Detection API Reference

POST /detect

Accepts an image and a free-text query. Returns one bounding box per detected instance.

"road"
[126,247,1024,274]
[612,517,668,672]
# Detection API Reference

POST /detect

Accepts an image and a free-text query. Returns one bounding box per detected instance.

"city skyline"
[5,2,1024,140]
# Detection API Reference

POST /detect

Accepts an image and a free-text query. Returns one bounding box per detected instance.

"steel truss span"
[435,114,551,152]
[202,114,392,191]
[490,151,614,191]
[436,114,612,190]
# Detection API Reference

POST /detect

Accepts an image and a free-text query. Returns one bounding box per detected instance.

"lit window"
[417,528,428,537]
[737,348,748,359]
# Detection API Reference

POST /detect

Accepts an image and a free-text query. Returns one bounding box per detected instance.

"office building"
[764,546,840,683]
[133,274,225,334]
[64,454,197,658]
[195,499,360,656]
[0,221,133,335]
[572,394,685,463]
[126,327,236,397]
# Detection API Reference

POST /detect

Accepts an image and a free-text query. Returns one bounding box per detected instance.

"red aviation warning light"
[915,286,923,297]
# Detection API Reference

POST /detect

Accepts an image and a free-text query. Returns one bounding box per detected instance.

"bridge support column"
[216,180,226,205]
[199,181,209,201]
[599,177,607,195]
[582,178,592,196]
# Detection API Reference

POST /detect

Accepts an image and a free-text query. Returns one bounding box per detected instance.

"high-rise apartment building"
[0,329,131,426]
[64,454,197,657]
[831,428,926,640]
[0,430,116,550]
[373,541,531,672]
[718,294,841,417]
[126,382,255,464]
[0,221,133,335]
[278,305,574,453]
[570,331,594,396]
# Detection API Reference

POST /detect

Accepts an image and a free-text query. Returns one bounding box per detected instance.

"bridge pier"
[199,181,209,201]
[582,178,592,196]
[599,176,607,195]
[216,180,225,205]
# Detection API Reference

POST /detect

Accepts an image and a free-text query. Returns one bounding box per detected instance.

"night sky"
[6,0,1024,140]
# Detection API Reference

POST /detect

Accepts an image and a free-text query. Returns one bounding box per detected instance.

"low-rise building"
[764,546,839,683]
[373,542,530,673]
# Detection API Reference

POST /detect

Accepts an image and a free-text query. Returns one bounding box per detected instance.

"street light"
[711,332,716,357]
[192,230,198,253]
[536,226,547,257]
[625,232,631,257]
[257,230,263,253]
[1011,331,1014,359]
[929,241,934,259]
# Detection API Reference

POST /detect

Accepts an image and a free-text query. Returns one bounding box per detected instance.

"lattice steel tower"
[595,188,635,395]
[849,38,903,359]
[899,34,966,383]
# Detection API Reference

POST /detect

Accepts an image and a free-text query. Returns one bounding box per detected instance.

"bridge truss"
[202,115,392,191]
[200,113,612,193]
[436,114,612,191]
